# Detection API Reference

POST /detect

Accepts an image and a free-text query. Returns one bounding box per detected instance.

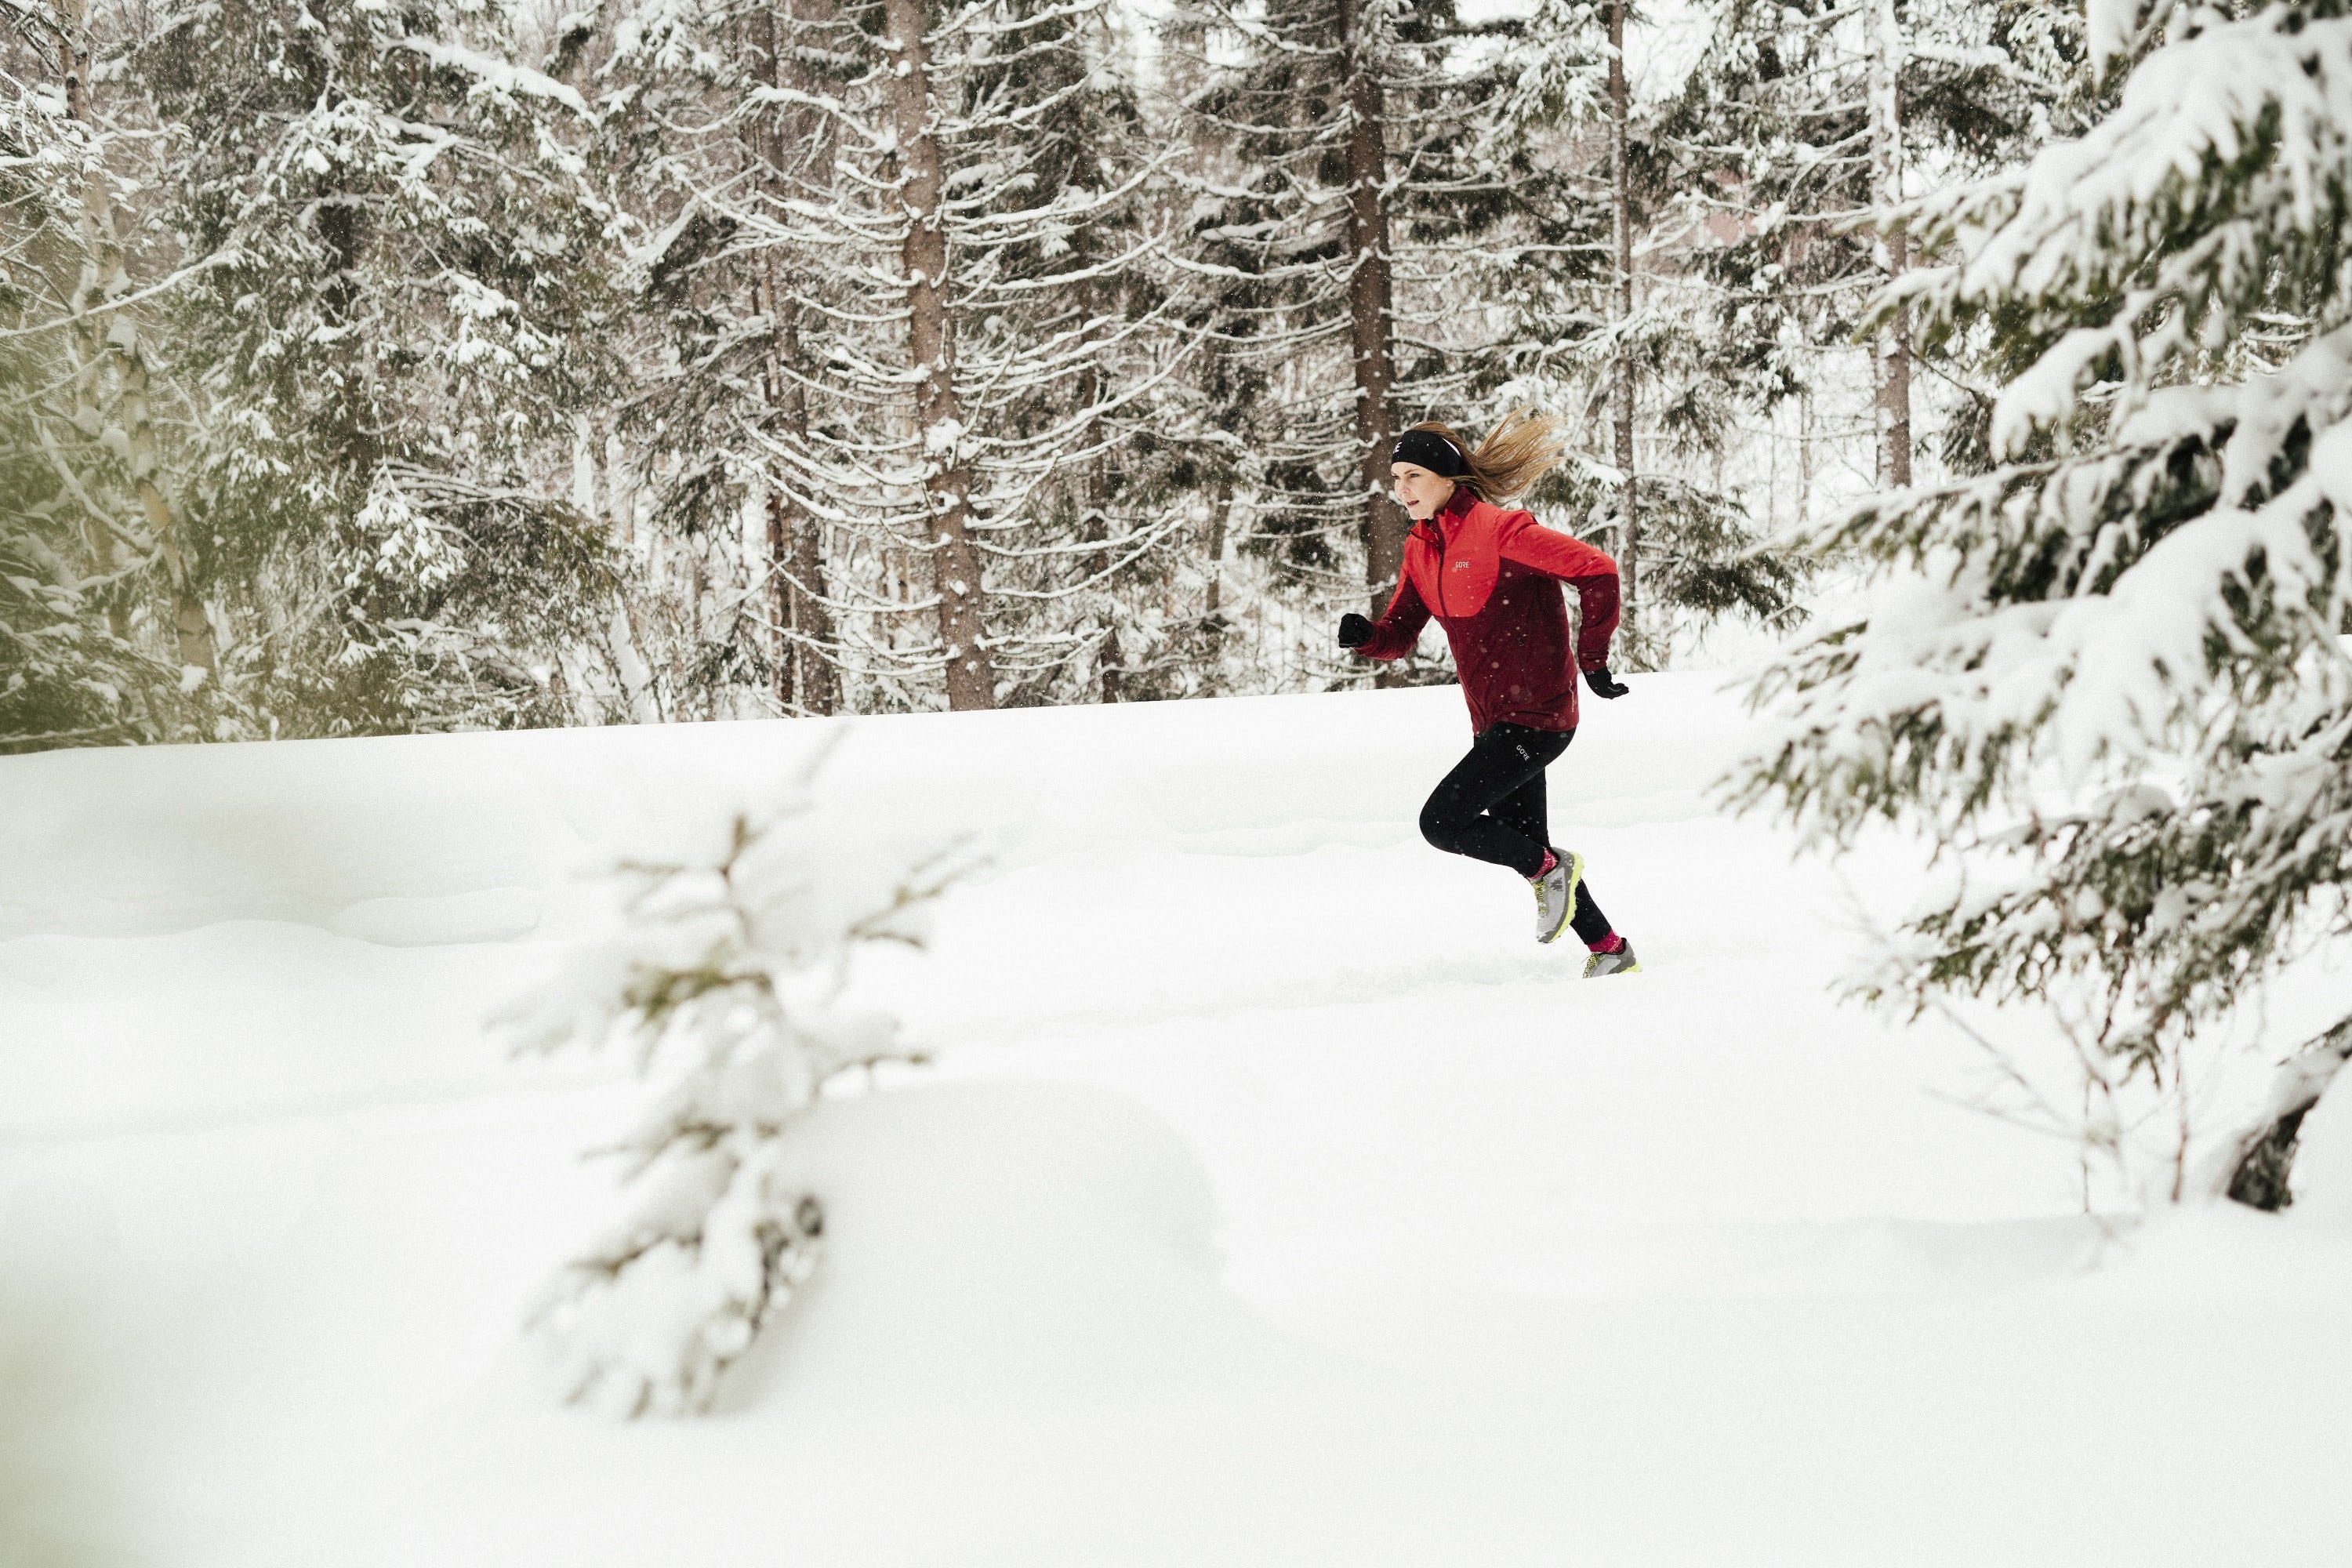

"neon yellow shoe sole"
[1582,942,1640,978]
[1534,850,1584,945]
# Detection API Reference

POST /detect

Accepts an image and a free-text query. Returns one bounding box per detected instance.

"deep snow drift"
[4,677,2350,1566]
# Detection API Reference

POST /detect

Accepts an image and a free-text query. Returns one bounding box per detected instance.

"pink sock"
[1588,931,1624,956]
[1530,848,1558,882]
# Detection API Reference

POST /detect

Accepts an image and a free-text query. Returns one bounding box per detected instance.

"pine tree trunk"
[57,0,123,641]
[1205,480,1231,622]
[757,0,840,717]
[1868,0,1912,490]
[882,0,994,711]
[780,436,838,714]
[1608,0,1639,653]
[1076,270,1120,705]
[1338,0,1403,616]
[1090,463,1123,706]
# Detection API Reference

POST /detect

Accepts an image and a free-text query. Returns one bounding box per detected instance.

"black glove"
[1338,613,1374,649]
[1583,666,1629,699]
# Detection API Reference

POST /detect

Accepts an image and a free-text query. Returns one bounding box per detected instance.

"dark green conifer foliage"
[140,0,619,736]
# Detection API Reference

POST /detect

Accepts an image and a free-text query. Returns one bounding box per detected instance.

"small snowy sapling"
[497,772,966,1416]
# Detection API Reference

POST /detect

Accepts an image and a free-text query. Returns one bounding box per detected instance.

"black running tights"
[1418,722,1613,945]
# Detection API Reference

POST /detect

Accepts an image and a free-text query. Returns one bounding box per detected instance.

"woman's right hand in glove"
[1337,613,1374,649]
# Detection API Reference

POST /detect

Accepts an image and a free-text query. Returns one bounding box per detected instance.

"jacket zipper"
[1428,518,1451,619]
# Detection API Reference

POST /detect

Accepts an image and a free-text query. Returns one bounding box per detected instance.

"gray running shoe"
[1531,848,1584,945]
[1583,940,1641,978]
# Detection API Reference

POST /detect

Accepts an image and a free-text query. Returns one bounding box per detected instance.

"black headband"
[1391,430,1467,478]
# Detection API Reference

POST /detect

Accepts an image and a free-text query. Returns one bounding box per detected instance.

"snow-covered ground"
[5,676,2351,1566]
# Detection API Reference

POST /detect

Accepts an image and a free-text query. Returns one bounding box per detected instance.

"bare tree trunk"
[1868,0,1912,490]
[881,0,993,710]
[1071,268,1123,706]
[1095,581,1123,705]
[1608,0,1639,654]
[757,249,839,717]
[1338,0,1403,618]
[782,408,839,713]
[57,0,124,641]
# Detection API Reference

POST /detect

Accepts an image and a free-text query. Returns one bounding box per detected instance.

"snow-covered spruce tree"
[1168,0,1597,663]
[499,786,966,1416]
[1733,0,2352,1205]
[0,0,218,751]
[136,0,622,737]
[974,56,1212,710]
[1481,0,1802,666]
[1650,0,2086,495]
[607,0,1192,717]
[579,0,853,723]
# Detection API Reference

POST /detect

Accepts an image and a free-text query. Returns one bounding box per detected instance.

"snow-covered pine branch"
[1733,0,2352,1200]
[496,764,971,1417]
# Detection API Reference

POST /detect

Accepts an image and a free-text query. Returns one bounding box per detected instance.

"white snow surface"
[5,677,2352,1566]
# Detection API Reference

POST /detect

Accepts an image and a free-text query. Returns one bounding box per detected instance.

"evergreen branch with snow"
[1733,0,2352,1197]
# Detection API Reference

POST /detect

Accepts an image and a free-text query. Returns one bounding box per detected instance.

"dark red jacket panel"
[1353,489,1621,733]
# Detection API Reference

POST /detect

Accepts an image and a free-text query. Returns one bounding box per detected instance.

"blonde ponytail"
[1403,408,1570,504]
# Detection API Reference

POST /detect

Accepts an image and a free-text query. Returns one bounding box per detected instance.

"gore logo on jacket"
[1351,488,1621,735]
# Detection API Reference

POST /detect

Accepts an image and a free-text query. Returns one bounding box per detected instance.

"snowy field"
[5,675,2352,1566]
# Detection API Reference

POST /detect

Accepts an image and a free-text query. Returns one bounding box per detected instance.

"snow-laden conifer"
[0,0,218,750]
[1733,0,2352,1203]
[1446,0,1802,663]
[604,0,1194,717]
[137,0,621,735]
[499,766,966,1416]
[1653,0,2083,492]
[1169,0,1588,643]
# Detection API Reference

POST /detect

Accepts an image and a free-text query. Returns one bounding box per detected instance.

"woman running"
[1338,410,1639,978]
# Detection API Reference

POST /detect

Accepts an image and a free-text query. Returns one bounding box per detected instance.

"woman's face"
[1390,462,1456,521]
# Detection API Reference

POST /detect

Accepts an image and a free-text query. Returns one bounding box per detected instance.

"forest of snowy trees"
[17,0,2352,1192]
[0,0,2051,747]
[17,0,2352,1454]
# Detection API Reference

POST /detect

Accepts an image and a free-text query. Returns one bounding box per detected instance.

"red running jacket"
[1352,488,1621,734]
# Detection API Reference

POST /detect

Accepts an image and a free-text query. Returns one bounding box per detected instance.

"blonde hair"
[1407,408,1571,504]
